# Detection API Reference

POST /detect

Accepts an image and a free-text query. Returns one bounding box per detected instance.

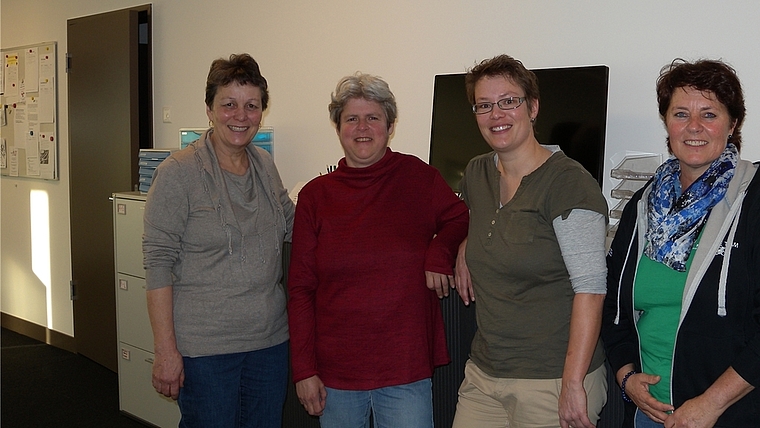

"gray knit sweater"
[143,130,294,357]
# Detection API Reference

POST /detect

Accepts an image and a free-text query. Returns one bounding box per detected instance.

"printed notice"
[9,147,18,176]
[38,77,54,123]
[25,47,39,92]
[4,53,19,103]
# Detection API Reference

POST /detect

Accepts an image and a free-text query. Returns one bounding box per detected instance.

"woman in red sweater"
[287,72,469,427]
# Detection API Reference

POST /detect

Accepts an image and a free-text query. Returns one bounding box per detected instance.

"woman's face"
[473,75,538,154]
[665,86,736,181]
[337,97,394,168]
[206,82,263,152]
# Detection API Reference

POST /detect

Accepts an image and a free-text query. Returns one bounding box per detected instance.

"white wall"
[3,0,760,336]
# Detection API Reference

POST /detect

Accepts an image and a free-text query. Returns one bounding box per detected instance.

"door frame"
[67,4,152,371]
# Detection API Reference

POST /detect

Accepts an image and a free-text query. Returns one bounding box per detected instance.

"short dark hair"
[465,54,540,113]
[657,58,745,151]
[205,53,269,110]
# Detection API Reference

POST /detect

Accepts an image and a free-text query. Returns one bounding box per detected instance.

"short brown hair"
[465,54,540,113]
[205,53,269,110]
[657,58,745,151]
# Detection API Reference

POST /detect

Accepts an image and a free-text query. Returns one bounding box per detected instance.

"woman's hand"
[147,286,183,400]
[454,238,475,305]
[559,380,594,428]
[151,347,184,400]
[624,371,674,423]
[663,396,720,428]
[296,375,327,416]
[662,366,753,427]
[425,271,452,298]
[560,293,605,428]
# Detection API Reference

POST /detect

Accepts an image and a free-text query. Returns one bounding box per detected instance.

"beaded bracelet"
[621,370,636,403]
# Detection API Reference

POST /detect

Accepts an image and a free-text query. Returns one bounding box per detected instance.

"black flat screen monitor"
[429,65,609,192]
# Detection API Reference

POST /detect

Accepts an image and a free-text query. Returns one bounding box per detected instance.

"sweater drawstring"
[194,143,234,254]
[717,189,746,317]
[194,144,211,194]
[615,222,638,325]
[214,201,232,255]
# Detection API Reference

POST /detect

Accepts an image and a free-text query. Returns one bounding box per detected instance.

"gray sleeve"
[143,157,187,290]
[553,209,608,294]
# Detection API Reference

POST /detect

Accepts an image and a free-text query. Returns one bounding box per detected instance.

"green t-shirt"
[634,239,698,404]
[461,150,608,379]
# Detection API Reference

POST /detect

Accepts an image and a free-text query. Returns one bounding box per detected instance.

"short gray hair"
[329,72,397,129]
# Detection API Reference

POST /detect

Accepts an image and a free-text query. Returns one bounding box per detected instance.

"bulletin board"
[0,42,58,180]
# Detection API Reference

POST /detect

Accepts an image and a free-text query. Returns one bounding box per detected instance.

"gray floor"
[1,328,151,428]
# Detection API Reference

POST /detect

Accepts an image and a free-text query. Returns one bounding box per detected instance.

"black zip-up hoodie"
[602,160,760,427]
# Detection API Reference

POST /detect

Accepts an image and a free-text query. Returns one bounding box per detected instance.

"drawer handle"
[145,358,154,364]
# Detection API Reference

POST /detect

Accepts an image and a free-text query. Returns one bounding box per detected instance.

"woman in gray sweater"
[143,53,294,428]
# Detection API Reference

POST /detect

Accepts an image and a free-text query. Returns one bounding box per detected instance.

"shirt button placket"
[486,209,498,242]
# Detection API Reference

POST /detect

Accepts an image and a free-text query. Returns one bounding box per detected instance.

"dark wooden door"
[68,5,151,371]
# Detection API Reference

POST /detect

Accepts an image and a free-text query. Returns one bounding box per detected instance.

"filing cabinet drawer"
[114,197,146,277]
[118,343,180,427]
[116,274,153,353]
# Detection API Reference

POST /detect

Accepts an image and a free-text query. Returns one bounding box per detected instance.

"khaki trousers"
[452,359,608,428]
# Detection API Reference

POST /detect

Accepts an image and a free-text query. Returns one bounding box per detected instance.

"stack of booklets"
[138,149,173,193]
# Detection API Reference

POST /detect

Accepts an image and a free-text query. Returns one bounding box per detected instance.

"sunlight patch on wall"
[30,189,52,329]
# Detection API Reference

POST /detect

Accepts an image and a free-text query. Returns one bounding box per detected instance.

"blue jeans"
[634,408,665,428]
[177,341,288,428]
[320,378,434,428]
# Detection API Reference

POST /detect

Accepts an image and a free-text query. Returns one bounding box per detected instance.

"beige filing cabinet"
[112,192,180,427]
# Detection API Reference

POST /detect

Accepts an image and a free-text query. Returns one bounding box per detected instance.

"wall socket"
[162,107,171,123]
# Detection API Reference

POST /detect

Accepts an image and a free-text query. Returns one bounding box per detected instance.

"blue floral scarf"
[644,143,738,271]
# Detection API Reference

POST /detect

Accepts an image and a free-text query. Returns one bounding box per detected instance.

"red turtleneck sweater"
[287,148,469,390]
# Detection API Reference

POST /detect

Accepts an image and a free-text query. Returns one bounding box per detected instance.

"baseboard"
[1,312,77,353]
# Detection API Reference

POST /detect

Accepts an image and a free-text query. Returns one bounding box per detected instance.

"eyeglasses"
[472,97,526,114]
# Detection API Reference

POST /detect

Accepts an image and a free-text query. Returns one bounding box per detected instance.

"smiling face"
[665,86,736,184]
[337,97,394,168]
[473,75,538,154]
[206,82,263,153]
